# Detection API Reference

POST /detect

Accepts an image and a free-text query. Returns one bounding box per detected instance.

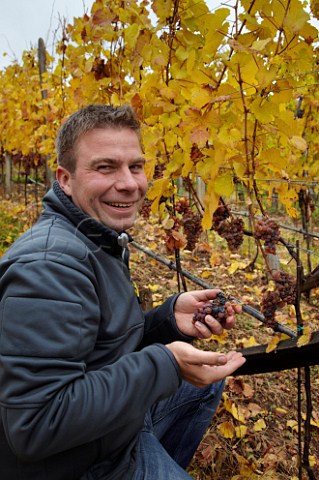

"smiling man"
[0,104,245,480]
[57,126,148,232]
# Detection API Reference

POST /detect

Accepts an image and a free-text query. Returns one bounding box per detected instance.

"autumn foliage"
[0,0,318,227]
[0,2,319,478]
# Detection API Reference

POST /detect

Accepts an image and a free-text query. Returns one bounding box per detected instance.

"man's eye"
[131,164,144,171]
[97,165,112,171]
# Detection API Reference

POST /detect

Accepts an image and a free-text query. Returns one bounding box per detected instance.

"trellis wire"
[130,241,297,339]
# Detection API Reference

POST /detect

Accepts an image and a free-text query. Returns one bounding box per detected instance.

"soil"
[129,216,319,480]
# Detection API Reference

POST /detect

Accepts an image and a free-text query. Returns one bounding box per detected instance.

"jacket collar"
[41,181,132,257]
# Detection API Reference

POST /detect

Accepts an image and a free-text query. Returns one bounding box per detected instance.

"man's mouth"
[107,202,134,208]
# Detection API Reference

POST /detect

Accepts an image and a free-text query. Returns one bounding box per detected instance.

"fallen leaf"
[254,418,266,431]
[218,421,235,439]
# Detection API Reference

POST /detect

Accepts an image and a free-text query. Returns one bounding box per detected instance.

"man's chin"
[102,217,135,233]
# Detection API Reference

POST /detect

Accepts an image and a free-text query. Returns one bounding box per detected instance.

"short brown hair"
[55,104,142,173]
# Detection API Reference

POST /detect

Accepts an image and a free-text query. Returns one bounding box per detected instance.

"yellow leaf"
[284,1,309,33]
[255,64,277,88]
[310,418,319,428]
[235,425,248,438]
[231,403,245,423]
[191,88,212,108]
[287,419,298,431]
[297,328,312,347]
[144,157,156,182]
[251,38,272,51]
[218,421,235,439]
[228,260,248,274]
[309,455,317,466]
[202,270,213,278]
[209,330,228,343]
[124,23,140,49]
[186,49,196,74]
[202,8,230,57]
[148,177,170,202]
[250,97,278,123]
[289,135,307,152]
[202,189,219,231]
[274,407,288,417]
[244,273,257,280]
[148,284,161,292]
[213,175,234,197]
[266,335,281,353]
[241,336,259,348]
[162,217,175,230]
[161,112,180,129]
[253,418,266,431]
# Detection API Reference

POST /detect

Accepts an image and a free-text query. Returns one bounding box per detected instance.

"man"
[0,104,245,479]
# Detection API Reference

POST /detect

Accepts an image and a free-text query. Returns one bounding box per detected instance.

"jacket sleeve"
[140,294,194,347]
[0,249,181,461]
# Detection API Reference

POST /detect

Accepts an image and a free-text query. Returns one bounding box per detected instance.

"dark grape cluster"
[139,198,152,219]
[271,270,296,305]
[175,198,203,251]
[261,270,296,324]
[254,217,280,254]
[212,205,230,228]
[215,217,245,252]
[182,213,203,250]
[261,291,283,327]
[212,206,244,252]
[193,292,233,325]
[175,197,190,215]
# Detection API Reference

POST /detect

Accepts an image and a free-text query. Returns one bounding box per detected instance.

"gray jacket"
[0,182,191,479]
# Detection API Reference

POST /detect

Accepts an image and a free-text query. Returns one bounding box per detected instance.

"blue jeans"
[82,380,224,480]
[131,380,224,479]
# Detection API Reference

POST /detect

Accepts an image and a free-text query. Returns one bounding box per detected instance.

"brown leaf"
[228,377,254,398]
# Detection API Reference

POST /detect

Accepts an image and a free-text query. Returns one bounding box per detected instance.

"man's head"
[56,104,148,233]
[56,104,142,173]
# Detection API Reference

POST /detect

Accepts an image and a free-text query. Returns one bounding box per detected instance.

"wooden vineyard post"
[4,152,12,198]
[38,38,55,189]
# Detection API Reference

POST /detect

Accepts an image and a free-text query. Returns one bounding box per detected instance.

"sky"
[0,0,221,70]
[0,0,94,68]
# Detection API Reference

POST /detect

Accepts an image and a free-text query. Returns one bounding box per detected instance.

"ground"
[129,216,319,480]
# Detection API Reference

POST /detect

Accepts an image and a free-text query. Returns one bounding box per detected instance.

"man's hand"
[174,289,241,339]
[166,341,246,388]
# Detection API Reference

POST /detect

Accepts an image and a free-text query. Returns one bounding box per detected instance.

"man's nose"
[115,168,138,191]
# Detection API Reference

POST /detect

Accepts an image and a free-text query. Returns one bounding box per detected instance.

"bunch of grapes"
[139,198,152,219]
[271,270,296,304]
[193,292,233,325]
[175,198,203,251]
[175,197,191,215]
[212,206,244,252]
[182,213,203,251]
[261,270,296,324]
[254,217,280,254]
[261,291,283,327]
[212,205,230,229]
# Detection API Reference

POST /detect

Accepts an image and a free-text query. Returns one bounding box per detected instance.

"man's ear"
[56,166,73,197]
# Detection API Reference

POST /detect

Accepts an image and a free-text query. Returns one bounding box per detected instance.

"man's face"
[57,127,148,232]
